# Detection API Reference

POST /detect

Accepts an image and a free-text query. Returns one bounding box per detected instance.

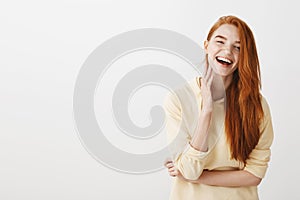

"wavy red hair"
[206,16,263,163]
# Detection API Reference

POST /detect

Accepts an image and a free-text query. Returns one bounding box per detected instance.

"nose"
[222,44,232,54]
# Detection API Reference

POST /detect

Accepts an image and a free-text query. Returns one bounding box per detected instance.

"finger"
[204,55,214,78]
[203,65,213,85]
[200,77,204,88]
[166,163,174,168]
[167,165,175,170]
[166,162,174,168]
[203,65,209,81]
[205,65,213,80]
[203,62,208,78]
[170,170,179,176]
[207,70,214,87]
[168,166,176,172]
[164,159,173,167]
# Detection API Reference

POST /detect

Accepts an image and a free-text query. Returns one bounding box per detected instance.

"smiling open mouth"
[216,56,233,66]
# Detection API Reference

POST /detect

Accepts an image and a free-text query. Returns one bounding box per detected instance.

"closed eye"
[234,45,240,51]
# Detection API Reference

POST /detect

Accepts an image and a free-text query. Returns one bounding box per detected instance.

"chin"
[211,62,237,77]
[211,67,234,77]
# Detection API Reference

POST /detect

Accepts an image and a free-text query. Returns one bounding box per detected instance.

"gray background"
[1,0,299,199]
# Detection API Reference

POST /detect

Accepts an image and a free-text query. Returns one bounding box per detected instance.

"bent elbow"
[179,167,204,181]
[247,175,262,186]
[244,170,263,186]
[253,177,262,186]
[181,170,203,181]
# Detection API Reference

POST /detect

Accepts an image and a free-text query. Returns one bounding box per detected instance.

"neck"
[222,74,233,90]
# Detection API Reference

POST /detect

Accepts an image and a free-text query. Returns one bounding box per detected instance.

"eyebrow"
[214,35,240,43]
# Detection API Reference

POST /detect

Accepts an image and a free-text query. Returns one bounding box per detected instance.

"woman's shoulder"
[260,94,272,120]
[261,95,271,110]
[164,77,200,108]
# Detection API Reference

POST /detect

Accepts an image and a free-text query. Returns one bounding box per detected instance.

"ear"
[204,40,209,53]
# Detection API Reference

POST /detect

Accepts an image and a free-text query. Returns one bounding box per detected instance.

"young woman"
[164,15,274,200]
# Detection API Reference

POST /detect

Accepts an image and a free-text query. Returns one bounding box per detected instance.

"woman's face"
[204,24,240,78]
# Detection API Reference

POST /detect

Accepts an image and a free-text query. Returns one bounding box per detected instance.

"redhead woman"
[164,15,274,200]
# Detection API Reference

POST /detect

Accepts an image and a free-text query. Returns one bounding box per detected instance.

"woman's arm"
[165,160,261,187]
[190,65,214,152]
[194,170,262,186]
[163,66,215,181]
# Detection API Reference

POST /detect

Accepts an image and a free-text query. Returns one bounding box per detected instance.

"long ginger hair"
[206,16,264,164]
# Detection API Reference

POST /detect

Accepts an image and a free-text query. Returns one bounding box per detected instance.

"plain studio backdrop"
[1,0,299,199]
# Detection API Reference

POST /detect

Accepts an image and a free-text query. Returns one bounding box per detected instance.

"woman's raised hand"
[200,64,214,113]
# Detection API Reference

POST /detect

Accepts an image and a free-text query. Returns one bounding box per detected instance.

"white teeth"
[217,56,232,64]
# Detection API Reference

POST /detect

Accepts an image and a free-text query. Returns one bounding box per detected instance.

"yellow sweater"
[163,77,274,200]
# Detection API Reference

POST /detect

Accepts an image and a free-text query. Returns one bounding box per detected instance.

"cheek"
[234,54,240,63]
[207,45,218,57]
